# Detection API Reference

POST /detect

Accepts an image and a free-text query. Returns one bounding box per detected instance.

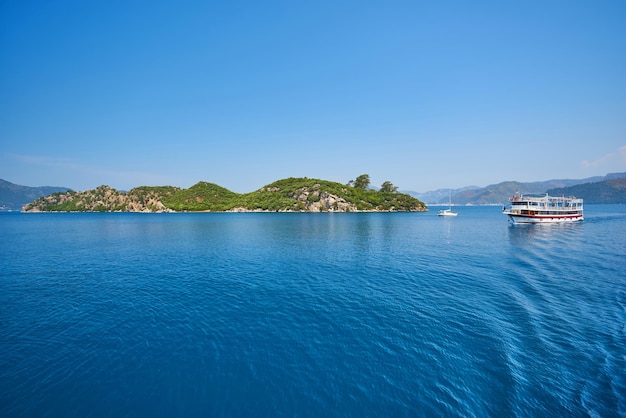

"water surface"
[1,206,624,417]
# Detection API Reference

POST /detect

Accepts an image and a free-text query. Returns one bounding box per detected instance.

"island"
[22,176,428,213]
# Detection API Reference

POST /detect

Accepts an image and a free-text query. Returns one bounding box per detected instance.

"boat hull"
[505,212,583,224]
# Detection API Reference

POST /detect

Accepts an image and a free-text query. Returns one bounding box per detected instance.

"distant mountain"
[546,177,626,204]
[408,172,626,205]
[453,173,626,205]
[405,186,480,205]
[0,179,71,211]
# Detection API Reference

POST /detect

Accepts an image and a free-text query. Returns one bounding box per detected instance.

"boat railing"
[506,198,583,213]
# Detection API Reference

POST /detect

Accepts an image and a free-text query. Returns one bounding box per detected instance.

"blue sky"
[1,1,625,193]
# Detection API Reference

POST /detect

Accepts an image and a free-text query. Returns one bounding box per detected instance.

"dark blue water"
[1,206,625,417]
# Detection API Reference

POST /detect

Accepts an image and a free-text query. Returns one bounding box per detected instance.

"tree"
[353,174,370,190]
[380,181,398,193]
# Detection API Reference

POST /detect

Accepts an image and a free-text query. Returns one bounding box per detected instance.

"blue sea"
[1,206,625,417]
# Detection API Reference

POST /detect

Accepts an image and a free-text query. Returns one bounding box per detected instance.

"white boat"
[502,192,583,224]
[437,208,458,217]
[438,191,458,217]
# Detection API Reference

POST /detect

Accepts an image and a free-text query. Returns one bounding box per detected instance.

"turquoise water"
[1,206,625,417]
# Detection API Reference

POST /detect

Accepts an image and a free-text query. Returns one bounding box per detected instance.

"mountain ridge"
[547,177,626,204]
[407,172,626,205]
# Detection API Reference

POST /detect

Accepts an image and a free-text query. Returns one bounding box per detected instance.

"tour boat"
[502,192,583,224]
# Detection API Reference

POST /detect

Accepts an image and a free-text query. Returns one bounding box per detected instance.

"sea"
[0,206,624,417]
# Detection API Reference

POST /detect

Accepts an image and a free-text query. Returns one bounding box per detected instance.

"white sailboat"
[438,191,458,217]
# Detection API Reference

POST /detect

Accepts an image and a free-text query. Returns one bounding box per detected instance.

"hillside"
[546,178,626,204]
[0,179,71,211]
[22,185,180,212]
[22,177,427,213]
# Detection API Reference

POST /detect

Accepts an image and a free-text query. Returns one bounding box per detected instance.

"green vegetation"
[380,181,398,193]
[22,175,428,212]
[352,174,370,190]
[162,182,237,211]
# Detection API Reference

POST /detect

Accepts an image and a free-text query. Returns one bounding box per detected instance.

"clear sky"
[1,1,625,193]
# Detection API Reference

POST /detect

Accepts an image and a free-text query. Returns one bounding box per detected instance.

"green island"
[22,175,427,213]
